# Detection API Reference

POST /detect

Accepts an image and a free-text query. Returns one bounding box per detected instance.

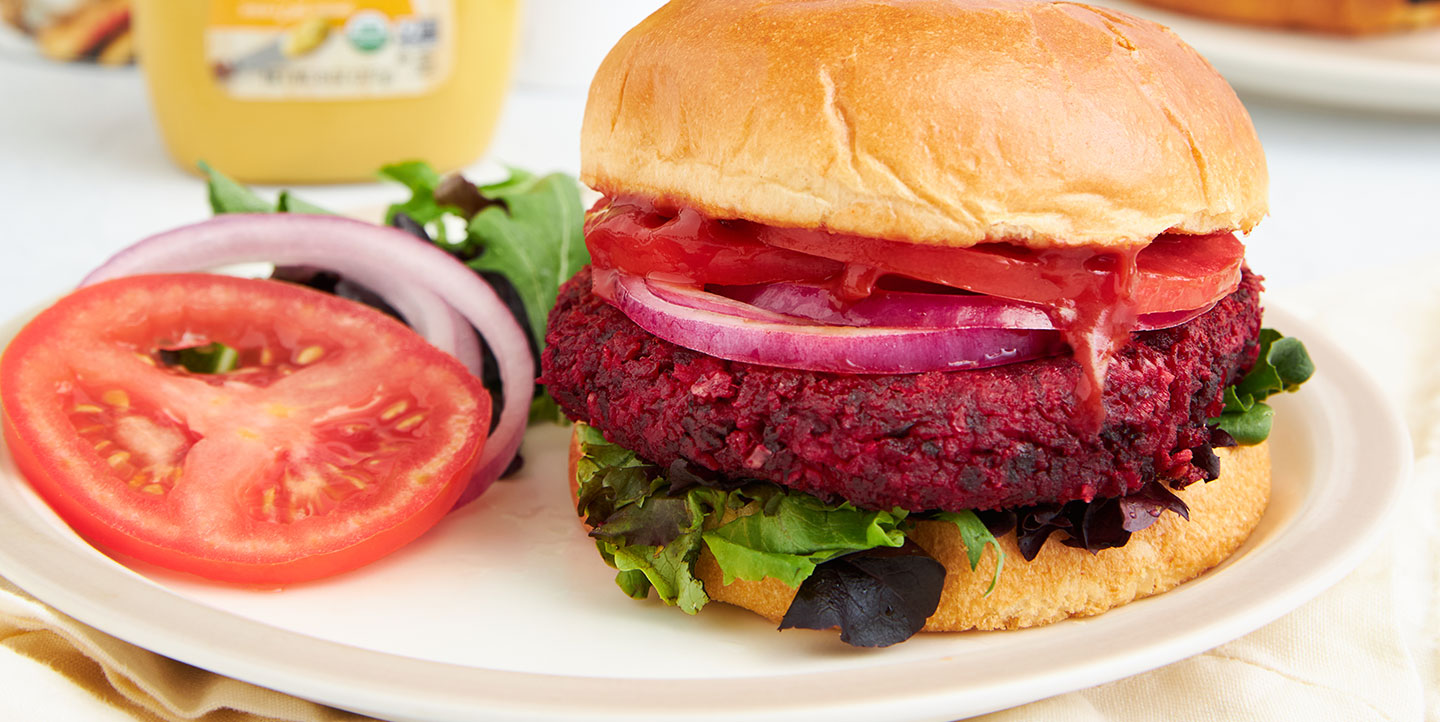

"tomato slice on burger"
[585,196,1245,315]
[0,274,490,585]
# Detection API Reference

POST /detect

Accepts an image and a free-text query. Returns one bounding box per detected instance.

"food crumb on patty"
[542,267,1262,512]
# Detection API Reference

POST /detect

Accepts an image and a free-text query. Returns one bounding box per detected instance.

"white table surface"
[0,50,1438,721]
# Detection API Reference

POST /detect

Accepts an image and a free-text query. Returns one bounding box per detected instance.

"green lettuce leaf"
[378,161,456,236]
[572,423,992,615]
[702,495,906,587]
[201,162,274,214]
[464,172,587,351]
[1210,329,1314,444]
[276,191,333,215]
[201,162,334,215]
[930,510,1004,595]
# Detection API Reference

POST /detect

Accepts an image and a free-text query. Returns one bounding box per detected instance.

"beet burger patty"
[543,0,1313,647]
[547,268,1262,512]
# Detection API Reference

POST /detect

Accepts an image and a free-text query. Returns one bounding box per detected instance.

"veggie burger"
[542,0,1312,646]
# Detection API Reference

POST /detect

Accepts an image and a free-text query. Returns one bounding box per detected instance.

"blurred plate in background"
[514,0,665,90]
[1100,0,1440,115]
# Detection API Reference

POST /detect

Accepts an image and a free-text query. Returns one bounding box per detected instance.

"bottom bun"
[570,428,1270,633]
[699,443,1270,631]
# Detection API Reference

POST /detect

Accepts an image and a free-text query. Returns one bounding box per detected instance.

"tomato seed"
[395,414,426,432]
[106,451,131,467]
[102,390,130,408]
[73,404,104,414]
[380,400,409,421]
[295,346,325,365]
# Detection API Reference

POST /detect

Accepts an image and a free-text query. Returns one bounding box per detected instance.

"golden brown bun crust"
[1130,0,1440,35]
[696,443,1270,631]
[582,0,1268,249]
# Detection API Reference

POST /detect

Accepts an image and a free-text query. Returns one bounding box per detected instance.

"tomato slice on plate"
[0,274,490,585]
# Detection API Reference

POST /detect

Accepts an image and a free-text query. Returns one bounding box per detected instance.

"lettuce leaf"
[930,510,1003,595]
[202,162,277,214]
[574,423,953,619]
[464,172,587,352]
[702,494,907,587]
[778,546,945,647]
[201,162,335,216]
[1210,329,1314,444]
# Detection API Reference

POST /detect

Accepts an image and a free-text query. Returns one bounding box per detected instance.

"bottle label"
[205,0,454,100]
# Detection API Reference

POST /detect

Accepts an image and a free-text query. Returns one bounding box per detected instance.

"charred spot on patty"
[542,267,1262,512]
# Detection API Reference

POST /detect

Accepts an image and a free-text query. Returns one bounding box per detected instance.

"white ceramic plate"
[1099,0,1440,114]
[0,302,1409,722]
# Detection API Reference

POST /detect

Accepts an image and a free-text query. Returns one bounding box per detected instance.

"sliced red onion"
[81,214,533,507]
[719,282,1053,329]
[645,279,813,325]
[716,281,1212,332]
[603,269,1067,374]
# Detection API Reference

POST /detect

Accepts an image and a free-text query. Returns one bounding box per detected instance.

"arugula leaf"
[477,167,536,197]
[378,161,456,233]
[376,162,590,354]
[1210,329,1314,444]
[465,172,587,351]
[201,163,333,215]
[277,191,333,215]
[930,510,1004,595]
[201,162,273,214]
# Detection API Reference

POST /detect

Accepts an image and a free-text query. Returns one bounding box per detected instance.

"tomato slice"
[0,274,490,585]
[585,196,1245,315]
[585,199,845,287]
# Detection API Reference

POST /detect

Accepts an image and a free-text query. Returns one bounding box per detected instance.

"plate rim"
[0,299,1412,722]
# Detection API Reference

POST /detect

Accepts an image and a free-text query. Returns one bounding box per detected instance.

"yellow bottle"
[133,0,518,184]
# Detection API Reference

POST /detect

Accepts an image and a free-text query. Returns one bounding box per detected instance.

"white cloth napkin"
[1,260,1436,721]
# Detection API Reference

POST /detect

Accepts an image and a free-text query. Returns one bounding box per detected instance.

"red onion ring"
[81,214,534,507]
[719,282,1054,329]
[716,281,1213,332]
[602,269,1068,374]
[645,279,813,325]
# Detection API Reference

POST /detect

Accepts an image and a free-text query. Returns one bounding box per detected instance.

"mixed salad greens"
[573,421,999,646]
[201,161,588,422]
[1210,329,1316,444]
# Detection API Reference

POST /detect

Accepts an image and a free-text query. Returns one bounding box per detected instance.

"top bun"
[582,0,1268,249]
